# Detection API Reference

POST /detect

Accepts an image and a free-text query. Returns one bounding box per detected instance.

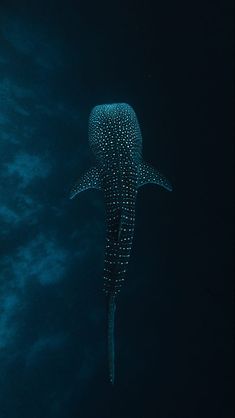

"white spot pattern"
[70,103,172,297]
[70,102,172,384]
[89,103,142,296]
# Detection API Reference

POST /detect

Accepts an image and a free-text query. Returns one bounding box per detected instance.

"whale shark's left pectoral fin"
[70,166,102,199]
[138,161,173,191]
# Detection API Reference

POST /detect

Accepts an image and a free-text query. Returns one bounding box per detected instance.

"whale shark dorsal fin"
[70,166,102,199]
[138,161,173,191]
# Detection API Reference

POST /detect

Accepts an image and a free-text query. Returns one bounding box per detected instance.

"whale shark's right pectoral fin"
[138,161,173,191]
[70,166,102,199]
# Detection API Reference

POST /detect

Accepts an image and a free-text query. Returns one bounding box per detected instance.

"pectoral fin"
[70,166,102,199]
[138,161,173,191]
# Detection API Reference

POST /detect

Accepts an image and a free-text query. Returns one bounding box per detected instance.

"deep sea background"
[0,1,233,418]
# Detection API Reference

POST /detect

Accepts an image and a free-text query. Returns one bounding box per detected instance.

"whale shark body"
[70,103,172,384]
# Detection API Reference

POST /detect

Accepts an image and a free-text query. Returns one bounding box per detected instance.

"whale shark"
[70,103,172,384]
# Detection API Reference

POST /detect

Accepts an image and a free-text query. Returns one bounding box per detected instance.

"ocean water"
[0,1,233,418]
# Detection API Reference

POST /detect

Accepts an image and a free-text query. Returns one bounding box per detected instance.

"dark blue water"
[0,1,233,417]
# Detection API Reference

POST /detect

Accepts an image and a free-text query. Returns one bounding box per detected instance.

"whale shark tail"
[107,294,116,384]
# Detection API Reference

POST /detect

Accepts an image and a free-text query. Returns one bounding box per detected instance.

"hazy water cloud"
[0,293,19,349]
[1,17,63,70]
[0,12,103,416]
[3,233,69,288]
[0,193,43,234]
[0,78,32,122]
[26,334,67,367]
[0,151,51,233]
[5,152,51,188]
[0,232,70,352]
[0,205,20,223]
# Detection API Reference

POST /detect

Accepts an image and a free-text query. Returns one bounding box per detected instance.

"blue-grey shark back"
[70,103,172,384]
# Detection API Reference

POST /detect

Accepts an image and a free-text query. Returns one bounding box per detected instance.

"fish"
[70,103,172,384]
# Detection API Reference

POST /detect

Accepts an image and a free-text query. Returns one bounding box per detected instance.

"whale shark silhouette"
[70,103,172,384]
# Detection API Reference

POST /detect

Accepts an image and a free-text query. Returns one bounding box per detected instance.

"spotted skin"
[70,103,172,383]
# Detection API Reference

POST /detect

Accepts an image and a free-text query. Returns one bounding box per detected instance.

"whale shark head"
[88,103,142,165]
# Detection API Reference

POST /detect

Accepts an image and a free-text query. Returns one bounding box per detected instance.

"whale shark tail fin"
[107,294,116,384]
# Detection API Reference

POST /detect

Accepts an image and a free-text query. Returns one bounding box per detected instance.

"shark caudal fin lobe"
[107,294,116,384]
[138,161,173,192]
[69,166,102,199]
